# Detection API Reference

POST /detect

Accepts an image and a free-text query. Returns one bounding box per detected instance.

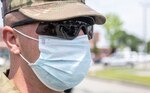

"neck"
[9,57,61,93]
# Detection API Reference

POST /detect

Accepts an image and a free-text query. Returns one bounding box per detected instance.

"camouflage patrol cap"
[1,0,106,24]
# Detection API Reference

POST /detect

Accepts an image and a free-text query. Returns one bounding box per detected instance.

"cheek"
[78,30,84,36]
[18,23,40,63]
[20,38,40,63]
[29,41,40,62]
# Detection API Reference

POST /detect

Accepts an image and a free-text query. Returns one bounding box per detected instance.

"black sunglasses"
[11,17,95,40]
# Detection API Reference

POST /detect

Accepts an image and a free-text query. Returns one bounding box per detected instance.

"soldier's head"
[1,0,105,92]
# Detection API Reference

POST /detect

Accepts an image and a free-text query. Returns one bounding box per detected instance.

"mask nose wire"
[13,28,39,41]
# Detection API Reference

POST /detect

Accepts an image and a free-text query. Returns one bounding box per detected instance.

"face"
[3,12,91,92]
[3,12,85,64]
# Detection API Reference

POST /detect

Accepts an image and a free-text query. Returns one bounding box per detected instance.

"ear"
[3,26,20,54]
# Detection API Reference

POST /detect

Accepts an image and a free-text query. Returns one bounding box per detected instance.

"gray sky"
[0,0,150,47]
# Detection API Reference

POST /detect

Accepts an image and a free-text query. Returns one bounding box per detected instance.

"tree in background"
[147,41,150,53]
[113,31,143,51]
[125,34,143,51]
[91,32,101,62]
[91,43,99,56]
[103,13,123,51]
[103,13,143,53]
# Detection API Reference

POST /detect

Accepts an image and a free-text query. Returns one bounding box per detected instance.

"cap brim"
[19,1,106,24]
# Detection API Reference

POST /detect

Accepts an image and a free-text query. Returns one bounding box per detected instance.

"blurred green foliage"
[91,45,100,55]
[103,13,144,52]
[89,67,150,87]
[147,41,150,53]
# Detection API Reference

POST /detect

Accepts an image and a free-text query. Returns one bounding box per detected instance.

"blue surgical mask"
[13,28,92,91]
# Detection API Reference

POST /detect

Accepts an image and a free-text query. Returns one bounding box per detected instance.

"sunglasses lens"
[36,23,57,36]
[58,26,78,40]
[62,26,76,37]
[36,19,93,40]
[36,24,93,40]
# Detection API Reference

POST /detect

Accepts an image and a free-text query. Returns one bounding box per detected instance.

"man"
[0,0,106,93]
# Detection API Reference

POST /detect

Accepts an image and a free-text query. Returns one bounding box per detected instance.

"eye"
[36,22,57,36]
[36,24,48,35]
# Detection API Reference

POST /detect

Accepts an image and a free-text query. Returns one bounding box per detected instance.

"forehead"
[4,12,28,26]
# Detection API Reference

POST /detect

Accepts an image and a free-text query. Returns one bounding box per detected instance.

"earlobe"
[3,26,20,54]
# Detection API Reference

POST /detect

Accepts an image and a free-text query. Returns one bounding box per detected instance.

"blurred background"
[0,0,150,93]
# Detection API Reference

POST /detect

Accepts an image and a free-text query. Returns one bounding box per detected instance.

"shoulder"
[0,71,21,93]
[0,71,7,84]
[0,69,9,84]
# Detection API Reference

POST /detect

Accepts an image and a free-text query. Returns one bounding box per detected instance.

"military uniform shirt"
[0,72,21,93]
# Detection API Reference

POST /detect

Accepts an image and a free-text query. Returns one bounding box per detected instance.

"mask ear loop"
[19,54,32,65]
[13,28,38,65]
[13,28,39,41]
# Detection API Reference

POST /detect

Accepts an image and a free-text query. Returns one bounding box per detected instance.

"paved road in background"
[73,77,150,93]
